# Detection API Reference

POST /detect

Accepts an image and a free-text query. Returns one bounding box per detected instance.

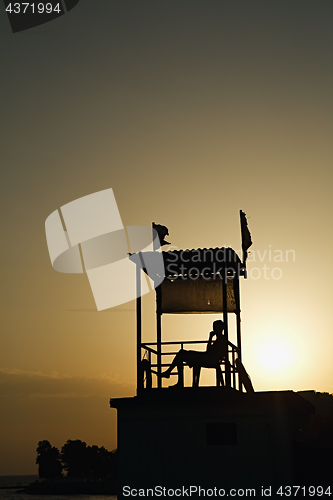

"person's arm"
[206,331,215,351]
[228,340,240,353]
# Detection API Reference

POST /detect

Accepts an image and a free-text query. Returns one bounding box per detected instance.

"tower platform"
[110,388,314,498]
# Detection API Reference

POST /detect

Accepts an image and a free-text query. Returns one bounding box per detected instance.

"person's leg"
[162,349,187,378]
[193,365,201,387]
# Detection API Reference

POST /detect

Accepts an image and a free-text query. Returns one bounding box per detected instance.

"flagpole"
[136,262,142,395]
[156,285,162,389]
[222,265,231,387]
[233,273,242,392]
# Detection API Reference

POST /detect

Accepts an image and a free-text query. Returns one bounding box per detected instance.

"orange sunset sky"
[0,0,332,475]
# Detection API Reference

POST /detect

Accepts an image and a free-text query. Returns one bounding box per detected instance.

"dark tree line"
[36,439,116,480]
[36,441,62,479]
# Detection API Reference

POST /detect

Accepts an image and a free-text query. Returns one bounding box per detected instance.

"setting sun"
[257,337,293,373]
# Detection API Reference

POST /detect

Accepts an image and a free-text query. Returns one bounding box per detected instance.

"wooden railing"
[140,340,239,389]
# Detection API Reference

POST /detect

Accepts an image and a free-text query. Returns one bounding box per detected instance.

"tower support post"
[222,268,231,387]
[136,264,142,394]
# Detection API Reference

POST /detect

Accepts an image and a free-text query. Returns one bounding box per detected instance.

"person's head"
[213,320,224,334]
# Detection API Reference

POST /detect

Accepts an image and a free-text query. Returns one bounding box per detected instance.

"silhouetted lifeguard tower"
[134,211,253,393]
[110,212,314,497]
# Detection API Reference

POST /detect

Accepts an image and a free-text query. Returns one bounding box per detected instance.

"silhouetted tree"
[86,445,116,479]
[61,439,89,477]
[61,439,116,479]
[86,445,100,478]
[36,440,62,479]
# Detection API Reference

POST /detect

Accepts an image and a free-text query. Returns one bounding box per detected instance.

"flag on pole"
[240,210,252,263]
[152,223,170,249]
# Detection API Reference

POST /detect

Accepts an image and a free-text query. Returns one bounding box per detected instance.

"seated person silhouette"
[162,320,238,387]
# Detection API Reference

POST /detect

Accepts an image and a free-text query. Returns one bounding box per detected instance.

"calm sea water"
[0,476,117,500]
